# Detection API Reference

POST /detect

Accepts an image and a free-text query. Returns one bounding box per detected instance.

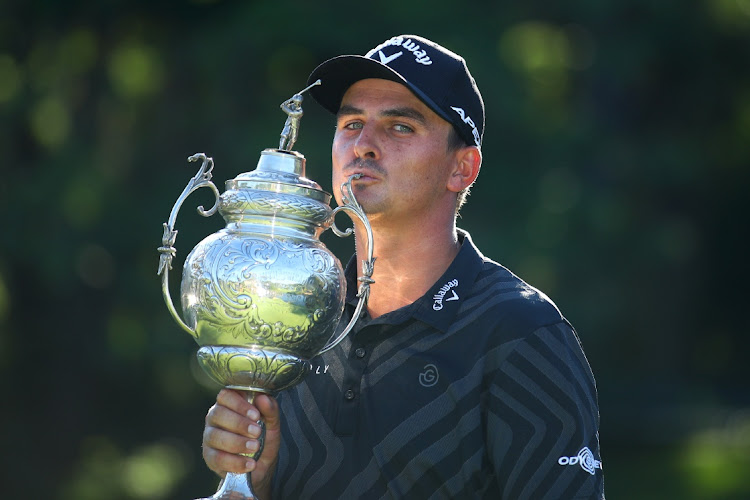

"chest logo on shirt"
[433,279,459,310]
[308,362,330,375]
[418,364,439,387]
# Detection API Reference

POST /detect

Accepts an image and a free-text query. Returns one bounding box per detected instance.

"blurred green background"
[1,0,748,498]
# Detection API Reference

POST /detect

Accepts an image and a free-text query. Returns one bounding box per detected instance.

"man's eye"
[394,124,413,133]
[342,121,363,130]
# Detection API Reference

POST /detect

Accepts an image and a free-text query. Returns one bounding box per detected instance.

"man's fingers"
[253,393,279,429]
[202,445,256,475]
[202,390,279,482]
[206,399,263,437]
[204,426,262,455]
[215,389,260,420]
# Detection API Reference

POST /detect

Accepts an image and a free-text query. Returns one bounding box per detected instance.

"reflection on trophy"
[157,79,375,500]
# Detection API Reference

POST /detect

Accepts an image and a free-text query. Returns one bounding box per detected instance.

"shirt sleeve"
[486,321,605,499]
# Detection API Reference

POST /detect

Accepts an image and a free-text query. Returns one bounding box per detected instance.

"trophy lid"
[225,148,331,204]
[219,148,332,230]
[219,82,332,228]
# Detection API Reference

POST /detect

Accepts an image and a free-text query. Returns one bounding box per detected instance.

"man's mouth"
[351,172,377,182]
[344,159,384,182]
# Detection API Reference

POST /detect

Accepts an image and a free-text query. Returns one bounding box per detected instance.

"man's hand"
[203,389,281,497]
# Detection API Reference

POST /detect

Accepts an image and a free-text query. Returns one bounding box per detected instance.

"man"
[202,34,604,499]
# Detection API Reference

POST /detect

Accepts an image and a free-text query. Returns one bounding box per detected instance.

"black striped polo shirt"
[272,230,604,499]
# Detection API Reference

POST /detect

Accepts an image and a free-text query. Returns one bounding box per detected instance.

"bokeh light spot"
[108,42,164,99]
[122,443,187,499]
[61,436,122,500]
[0,54,22,103]
[499,22,571,84]
[680,413,750,497]
[62,437,188,500]
[706,0,750,31]
[29,96,71,148]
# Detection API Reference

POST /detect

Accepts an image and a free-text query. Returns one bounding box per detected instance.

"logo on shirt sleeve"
[558,447,603,475]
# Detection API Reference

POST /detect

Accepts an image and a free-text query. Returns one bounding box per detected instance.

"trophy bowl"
[181,149,345,394]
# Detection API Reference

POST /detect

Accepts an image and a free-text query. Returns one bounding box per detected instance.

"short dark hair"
[446,126,473,216]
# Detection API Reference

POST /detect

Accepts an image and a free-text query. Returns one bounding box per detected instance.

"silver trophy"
[157,80,375,500]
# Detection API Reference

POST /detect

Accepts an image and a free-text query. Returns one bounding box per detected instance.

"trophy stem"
[197,392,266,500]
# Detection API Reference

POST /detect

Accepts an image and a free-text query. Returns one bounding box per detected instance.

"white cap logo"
[450,106,481,147]
[376,50,402,65]
[367,36,433,66]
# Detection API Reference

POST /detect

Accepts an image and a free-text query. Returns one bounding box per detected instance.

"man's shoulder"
[465,257,568,338]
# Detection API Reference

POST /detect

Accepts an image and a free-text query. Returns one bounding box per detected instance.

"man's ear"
[447,146,482,193]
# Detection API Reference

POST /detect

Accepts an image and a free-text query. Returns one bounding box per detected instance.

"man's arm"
[486,323,604,499]
[203,389,282,500]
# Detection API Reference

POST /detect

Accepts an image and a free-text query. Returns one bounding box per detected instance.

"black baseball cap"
[307,34,484,149]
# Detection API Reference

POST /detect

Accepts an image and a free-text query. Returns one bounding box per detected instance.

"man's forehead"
[339,78,445,122]
[341,78,413,99]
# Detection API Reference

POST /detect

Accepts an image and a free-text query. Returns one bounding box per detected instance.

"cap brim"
[307,55,404,114]
[307,55,453,124]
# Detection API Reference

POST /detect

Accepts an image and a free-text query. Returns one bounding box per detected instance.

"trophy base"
[196,471,258,500]
[196,345,311,393]
[196,494,257,500]
[197,494,254,500]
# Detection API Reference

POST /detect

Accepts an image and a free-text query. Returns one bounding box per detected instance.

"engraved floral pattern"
[196,346,309,392]
[181,233,344,353]
[220,189,331,224]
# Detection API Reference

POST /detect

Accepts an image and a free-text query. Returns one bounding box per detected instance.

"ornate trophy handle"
[157,153,221,339]
[318,173,375,355]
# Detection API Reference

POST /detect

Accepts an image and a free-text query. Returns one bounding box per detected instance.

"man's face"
[332,78,458,225]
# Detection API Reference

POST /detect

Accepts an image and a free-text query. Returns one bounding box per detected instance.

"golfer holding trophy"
[160,33,604,500]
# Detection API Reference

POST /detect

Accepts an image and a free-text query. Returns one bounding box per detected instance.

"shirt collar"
[343,229,485,332]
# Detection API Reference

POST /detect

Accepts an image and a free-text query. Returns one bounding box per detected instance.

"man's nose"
[353,123,380,159]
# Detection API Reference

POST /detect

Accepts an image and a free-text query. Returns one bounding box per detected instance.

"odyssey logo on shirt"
[558,447,603,475]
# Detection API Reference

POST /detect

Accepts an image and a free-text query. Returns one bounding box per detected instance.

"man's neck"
[354,221,461,319]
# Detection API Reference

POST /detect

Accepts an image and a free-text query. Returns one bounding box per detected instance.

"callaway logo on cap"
[307,35,485,148]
